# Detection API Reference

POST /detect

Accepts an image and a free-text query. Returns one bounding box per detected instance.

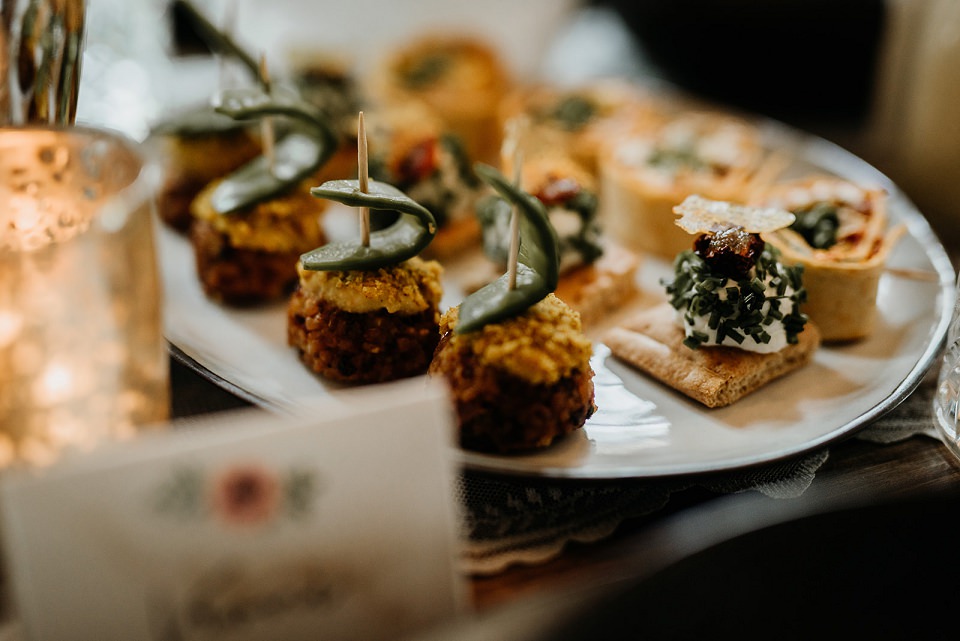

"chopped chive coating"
[662,244,808,350]
[476,182,603,268]
[547,95,597,131]
[790,202,840,249]
[647,146,707,172]
[683,330,710,350]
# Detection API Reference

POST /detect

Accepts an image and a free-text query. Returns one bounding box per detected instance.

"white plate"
[160,120,955,479]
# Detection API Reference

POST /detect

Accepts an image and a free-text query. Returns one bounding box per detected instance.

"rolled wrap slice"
[757,176,905,342]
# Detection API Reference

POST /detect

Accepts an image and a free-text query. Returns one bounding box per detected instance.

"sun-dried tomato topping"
[536,176,581,206]
[840,230,863,245]
[396,139,439,185]
[693,226,764,280]
[711,165,730,178]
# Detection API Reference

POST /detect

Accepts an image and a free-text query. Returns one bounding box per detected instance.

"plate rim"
[163,117,957,480]
[457,122,957,478]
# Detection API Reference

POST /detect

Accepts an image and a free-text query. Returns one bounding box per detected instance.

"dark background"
[594,0,886,133]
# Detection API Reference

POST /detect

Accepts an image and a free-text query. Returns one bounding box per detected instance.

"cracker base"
[604,303,821,408]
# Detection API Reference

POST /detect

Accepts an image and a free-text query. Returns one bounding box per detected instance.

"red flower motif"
[211,464,280,526]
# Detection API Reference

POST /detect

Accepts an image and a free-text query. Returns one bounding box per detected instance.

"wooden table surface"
[169,355,960,619]
[470,433,960,610]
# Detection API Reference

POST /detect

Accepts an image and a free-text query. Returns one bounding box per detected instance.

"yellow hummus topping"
[191,180,326,253]
[297,256,443,315]
[440,294,593,385]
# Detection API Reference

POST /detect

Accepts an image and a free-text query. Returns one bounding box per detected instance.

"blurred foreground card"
[0,378,465,641]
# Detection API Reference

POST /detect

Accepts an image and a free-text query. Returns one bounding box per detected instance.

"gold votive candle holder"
[0,125,168,467]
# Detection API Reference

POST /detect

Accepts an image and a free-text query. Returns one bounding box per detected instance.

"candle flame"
[0,311,23,348]
[35,362,76,404]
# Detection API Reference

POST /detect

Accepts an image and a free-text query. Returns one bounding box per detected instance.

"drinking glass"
[0,125,168,467]
[934,270,960,463]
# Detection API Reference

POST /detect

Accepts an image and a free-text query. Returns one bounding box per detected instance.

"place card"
[0,378,466,641]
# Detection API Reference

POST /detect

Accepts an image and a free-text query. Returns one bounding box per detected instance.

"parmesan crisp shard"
[674,195,795,234]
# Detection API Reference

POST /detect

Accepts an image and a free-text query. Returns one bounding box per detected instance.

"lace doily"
[458,370,939,575]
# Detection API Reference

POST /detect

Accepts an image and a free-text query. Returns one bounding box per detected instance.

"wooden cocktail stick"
[885,266,940,282]
[259,54,275,173]
[506,149,523,290]
[357,111,370,247]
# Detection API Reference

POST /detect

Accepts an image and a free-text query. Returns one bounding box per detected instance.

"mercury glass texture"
[0,127,167,467]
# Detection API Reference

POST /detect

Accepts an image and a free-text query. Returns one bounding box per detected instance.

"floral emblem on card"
[152,462,318,526]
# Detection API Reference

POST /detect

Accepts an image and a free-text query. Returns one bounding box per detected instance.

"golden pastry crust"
[513,151,597,196]
[598,111,780,259]
[421,215,482,260]
[554,241,640,329]
[605,303,821,408]
[370,34,510,163]
[365,102,445,170]
[499,78,661,176]
[460,242,640,331]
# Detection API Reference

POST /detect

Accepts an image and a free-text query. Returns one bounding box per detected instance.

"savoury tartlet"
[598,111,778,260]
[368,33,510,164]
[289,54,365,186]
[477,152,639,328]
[498,78,659,177]
[365,103,484,258]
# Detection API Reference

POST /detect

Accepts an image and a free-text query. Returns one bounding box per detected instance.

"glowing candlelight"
[0,126,169,467]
